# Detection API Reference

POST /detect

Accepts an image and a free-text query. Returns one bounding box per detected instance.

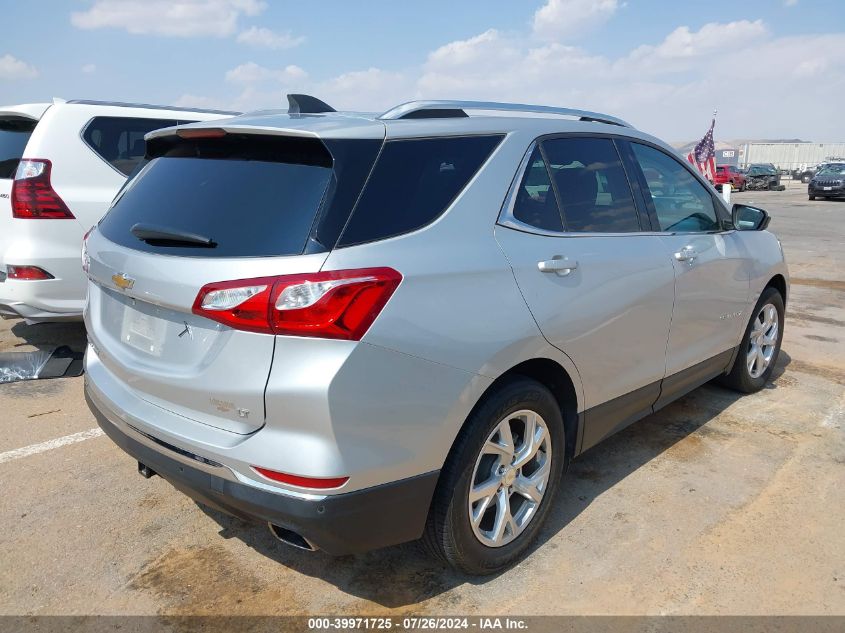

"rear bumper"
[85,382,440,555]
[0,223,88,321]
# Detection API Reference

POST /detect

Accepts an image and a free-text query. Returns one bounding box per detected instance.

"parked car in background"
[744,163,784,191]
[808,163,845,200]
[714,164,746,191]
[792,165,818,183]
[0,99,237,323]
[85,96,788,575]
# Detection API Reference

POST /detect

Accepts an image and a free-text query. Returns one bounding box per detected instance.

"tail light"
[192,267,402,340]
[251,466,349,489]
[7,265,54,280]
[12,159,74,219]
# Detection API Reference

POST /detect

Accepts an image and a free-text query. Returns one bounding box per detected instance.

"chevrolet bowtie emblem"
[112,273,135,291]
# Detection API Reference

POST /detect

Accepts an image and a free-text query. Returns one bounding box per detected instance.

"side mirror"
[732,204,770,231]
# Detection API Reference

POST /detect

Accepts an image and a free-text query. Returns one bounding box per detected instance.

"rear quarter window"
[337,135,503,247]
[82,116,196,176]
[0,117,37,179]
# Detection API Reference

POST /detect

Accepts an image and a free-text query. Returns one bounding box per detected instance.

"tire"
[718,286,785,393]
[423,377,566,575]
[809,195,815,201]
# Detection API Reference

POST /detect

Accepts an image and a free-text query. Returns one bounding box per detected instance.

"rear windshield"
[0,117,37,179]
[97,135,380,258]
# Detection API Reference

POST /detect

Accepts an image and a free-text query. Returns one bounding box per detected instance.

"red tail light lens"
[12,159,74,219]
[252,466,349,489]
[7,265,54,280]
[192,267,402,339]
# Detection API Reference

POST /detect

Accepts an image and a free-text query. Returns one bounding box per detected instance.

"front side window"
[541,137,640,233]
[509,145,563,232]
[83,117,193,176]
[631,143,719,232]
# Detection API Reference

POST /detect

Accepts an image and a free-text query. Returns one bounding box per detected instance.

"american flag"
[687,118,716,182]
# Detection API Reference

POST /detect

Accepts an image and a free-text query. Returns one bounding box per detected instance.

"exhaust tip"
[268,523,316,551]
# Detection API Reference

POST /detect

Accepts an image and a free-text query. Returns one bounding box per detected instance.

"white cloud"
[0,54,38,80]
[224,61,307,84]
[532,0,620,41]
[81,63,97,74]
[71,0,266,37]
[784,0,798,6]
[315,68,412,111]
[622,19,767,70]
[236,26,304,49]
[171,16,845,140]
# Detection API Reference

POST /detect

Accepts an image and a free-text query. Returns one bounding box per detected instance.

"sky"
[1,0,843,142]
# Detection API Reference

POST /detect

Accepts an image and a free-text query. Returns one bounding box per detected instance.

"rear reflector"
[252,466,349,490]
[7,265,54,280]
[192,267,401,339]
[12,159,74,219]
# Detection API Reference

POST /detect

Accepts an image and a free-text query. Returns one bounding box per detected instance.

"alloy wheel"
[468,410,552,547]
[747,303,779,379]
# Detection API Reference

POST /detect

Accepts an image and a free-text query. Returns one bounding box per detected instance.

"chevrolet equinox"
[84,95,788,574]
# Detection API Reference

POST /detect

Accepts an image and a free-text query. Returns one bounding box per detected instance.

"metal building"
[738,143,845,171]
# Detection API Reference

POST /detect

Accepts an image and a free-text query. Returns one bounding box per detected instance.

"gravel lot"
[0,182,843,616]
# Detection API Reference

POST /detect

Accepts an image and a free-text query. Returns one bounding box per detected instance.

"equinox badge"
[111,273,135,291]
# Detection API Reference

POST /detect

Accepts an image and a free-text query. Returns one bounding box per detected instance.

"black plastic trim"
[400,108,468,119]
[577,347,738,455]
[86,388,440,555]
[654,348,735,411]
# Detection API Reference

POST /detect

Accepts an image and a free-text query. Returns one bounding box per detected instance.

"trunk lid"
[86,127,383,434]
[86,239,329,434]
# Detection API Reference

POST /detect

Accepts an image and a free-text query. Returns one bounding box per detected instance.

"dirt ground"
[0,182,843,617]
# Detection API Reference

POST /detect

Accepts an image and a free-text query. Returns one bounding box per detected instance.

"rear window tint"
[0,117,36,179]
[98,135,380,258]
[511,145,563,232]
[83,117,194,176]
[337,135,503,247]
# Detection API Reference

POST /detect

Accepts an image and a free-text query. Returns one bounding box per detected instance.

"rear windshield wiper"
[130,223,217,248]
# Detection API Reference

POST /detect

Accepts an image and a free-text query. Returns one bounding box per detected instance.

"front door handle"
[538,257,578,276]
[674,246,697,262]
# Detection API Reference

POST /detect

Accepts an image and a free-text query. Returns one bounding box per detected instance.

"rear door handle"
[674,246,697,262]
[538,257,578,276]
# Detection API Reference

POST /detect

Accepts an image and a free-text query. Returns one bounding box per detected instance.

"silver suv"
[85,96,788,574]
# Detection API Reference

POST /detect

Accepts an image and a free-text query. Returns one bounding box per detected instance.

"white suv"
[0,99,236,323]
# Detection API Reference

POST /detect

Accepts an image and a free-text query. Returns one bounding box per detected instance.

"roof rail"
[379,100,631,127]
[65,99,240,116]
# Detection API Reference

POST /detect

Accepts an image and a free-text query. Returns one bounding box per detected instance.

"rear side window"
[541,137,640,233]
[337,135,503,247]
[510,145,563,232]
[83,117,192,176]
[0,117,36,179]
[98,135,381,258]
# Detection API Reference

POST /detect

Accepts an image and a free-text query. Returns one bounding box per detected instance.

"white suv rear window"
[0,117,36,179]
